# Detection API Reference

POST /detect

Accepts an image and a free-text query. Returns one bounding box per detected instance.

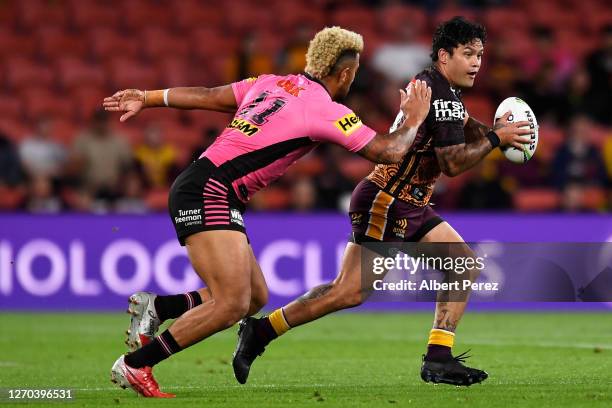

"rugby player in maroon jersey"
[233,17,532,387]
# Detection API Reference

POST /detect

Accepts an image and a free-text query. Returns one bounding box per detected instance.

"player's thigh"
[185,230,251,303]
[418,221,473,259]
[419,221,465,243]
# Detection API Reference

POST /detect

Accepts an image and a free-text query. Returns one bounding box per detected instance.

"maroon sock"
[425,344,452,362]
[254,317,278,345]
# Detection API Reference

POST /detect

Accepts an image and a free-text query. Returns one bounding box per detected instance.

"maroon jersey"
[367,66,466,206]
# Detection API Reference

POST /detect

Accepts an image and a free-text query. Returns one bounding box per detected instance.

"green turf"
[0,312,610,407]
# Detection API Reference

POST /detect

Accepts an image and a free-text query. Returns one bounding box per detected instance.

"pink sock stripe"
[204,184,227,195]
[206,212,229,217]
[206,216,230,221]
[204,205,229,209]
[157,335,172,356]
[203,199,228,204]
[185,292,193,309]
[208,178,228,190]
[206,221,230,225]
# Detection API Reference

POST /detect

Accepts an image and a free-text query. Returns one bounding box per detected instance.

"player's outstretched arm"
[435,111,532,177]
[103,85,237,122]
[358,80,431,164]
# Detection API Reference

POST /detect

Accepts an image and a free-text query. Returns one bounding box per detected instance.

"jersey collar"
[302,72,332,98]
[430,65,462,97]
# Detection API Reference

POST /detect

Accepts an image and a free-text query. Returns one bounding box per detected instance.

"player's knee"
[217,297,250,328]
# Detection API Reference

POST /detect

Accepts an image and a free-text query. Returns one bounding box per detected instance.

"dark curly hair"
[431,16,487,61]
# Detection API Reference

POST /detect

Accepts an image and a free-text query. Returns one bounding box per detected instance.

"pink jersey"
[200,73,376,202]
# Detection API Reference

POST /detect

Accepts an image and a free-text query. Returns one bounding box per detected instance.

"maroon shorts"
[349,179,444,243]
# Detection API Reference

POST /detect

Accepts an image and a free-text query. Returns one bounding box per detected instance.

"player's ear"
[438,48,449,64]
[339,66,351,84]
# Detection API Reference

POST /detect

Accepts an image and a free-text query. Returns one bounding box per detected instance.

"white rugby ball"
[494,97,539,163]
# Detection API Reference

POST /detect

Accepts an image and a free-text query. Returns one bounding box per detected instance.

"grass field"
[0,312,610,407]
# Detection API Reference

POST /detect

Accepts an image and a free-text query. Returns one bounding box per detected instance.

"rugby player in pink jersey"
[103,27,431,397]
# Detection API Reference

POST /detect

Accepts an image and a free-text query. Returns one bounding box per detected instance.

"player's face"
[336,55,360,101]
[447,40,484,88]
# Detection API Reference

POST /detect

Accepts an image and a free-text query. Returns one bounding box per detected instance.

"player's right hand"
[399,79,431,128]
[103,89,145,122]
[494,111,533,150]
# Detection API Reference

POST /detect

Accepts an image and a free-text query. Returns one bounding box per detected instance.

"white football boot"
[125,292,161,352]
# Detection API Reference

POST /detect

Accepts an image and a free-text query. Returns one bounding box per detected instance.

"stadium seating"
[56,57,107,90]
[5,58,56,90]
[70,0,121,30]
[514,189,561,211]
[0,118,32,142]
[20,88,74,121]
[378,5,428,39]
[0,0,607,212]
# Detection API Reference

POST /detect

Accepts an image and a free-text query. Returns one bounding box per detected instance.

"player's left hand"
[494,111,533,150]
[103,89,145,122]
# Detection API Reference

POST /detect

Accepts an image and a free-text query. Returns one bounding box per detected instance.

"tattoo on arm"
[435,136,493,177]
[463,116,491,144]
[297,283,334,305]
[358,125,419,164]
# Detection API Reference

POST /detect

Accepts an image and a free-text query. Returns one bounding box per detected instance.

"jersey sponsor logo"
[228,118,260,137]
[174,208,202,226]
[276,79,305,97]
[230,209,244,227]
[392,218,408,238]
[433,99,465,121]
[335,112,363,136]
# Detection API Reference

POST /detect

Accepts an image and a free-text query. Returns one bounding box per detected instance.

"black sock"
[124,330,182,368]
[425,344,452,362]
[154,291,203,322]
[254,317,278,345]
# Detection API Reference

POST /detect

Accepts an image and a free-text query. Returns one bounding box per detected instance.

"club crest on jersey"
[335,113,363,136]
[433,99,465,121]
[228,118,260,137]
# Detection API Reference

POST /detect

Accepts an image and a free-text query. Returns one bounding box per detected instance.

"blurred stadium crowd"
[0,0,610,214]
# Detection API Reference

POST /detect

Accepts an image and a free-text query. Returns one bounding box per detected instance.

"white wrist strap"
[163,89,170,107]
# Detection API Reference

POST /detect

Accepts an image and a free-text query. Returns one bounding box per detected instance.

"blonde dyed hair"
[305,26,364,79]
